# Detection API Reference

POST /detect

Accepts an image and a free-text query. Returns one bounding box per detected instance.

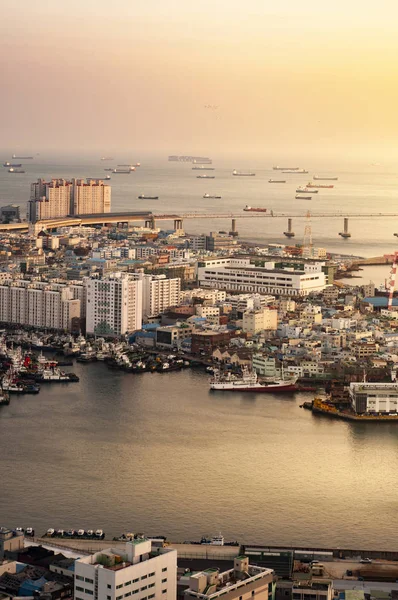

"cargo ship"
[113,169,130,174]
[313,175,338,181]
[296,187,319,194]
[193,166,215,170]
[295,195,312,200]
[306,182,334,188]
[210,367,298,393]
[197,175,215,179]
[3,162,22,167]
[101,157,114,161]
[282,169,308,174]
[8,168,25,173]
[269,179,286,183]
[243,205,267,212]
[203,193,221,199]
[138,195,159,200]
[233,170,255,176]
[273,166,299,170]
[12,154,33,159]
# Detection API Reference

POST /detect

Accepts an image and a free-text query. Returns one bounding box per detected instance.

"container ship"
[233,170,255,176]
[12,154,33,159]
[210,368,298,393]
[313,175,338,181]
[306,182,334,188]
[3,162,22,167]
[269,179,286,183]
[243,205,267,212]
[296,187,319,194]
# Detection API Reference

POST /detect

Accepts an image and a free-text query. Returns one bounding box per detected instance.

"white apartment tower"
[131,273,181,317]
[85,273,143,337]
[74,540,176,600]
[28,178,111,222]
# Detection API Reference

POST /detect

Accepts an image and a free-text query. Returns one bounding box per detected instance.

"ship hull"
[210,383,298,392]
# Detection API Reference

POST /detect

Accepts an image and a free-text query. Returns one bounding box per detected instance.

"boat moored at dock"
[210,367,298,393]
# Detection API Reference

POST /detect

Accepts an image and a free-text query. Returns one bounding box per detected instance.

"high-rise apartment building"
[131,274,181,317]
[85,273,143,336]
[74,540,176,600]
[0,280,81,331]
[28,178,111,222]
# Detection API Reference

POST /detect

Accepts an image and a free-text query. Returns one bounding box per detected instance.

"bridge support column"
[145,218,156,229]
[284,218,295,238]
[174,218,183,232]
[229,218,239,237]
[339,217,351,238]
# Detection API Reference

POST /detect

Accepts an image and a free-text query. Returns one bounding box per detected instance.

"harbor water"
[1,155,398,258]
[1,361,398,548]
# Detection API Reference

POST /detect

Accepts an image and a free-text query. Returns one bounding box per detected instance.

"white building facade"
[197,258,325,296]
[74,540,176,600]
[131,274,181,317]
[0,280,80,330]
[85,273,143,336]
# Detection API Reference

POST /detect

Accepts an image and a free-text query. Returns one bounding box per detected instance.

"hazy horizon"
[2,0,398,163]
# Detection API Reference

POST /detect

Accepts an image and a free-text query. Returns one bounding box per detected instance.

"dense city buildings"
[28,178,111,223]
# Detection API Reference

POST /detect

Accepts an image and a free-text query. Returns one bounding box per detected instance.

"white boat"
[233,170,255,176]
[95,529,104,538]
[47,528,55,536]
[210,367,298,393]
[200,533,224,546]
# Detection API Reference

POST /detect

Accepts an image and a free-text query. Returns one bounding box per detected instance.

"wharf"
[30,537,398,561]
[302,401,398,422]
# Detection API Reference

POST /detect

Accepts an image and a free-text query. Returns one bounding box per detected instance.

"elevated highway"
[0,210,398,235]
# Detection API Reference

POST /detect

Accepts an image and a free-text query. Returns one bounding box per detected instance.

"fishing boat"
[210,367,298,392]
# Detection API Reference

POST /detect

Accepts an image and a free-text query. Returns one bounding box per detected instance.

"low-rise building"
[184,557,274,600]
[242,308,277,334]
[349,382,398,414]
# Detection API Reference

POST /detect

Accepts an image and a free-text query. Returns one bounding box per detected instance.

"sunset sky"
[1,0,398,160]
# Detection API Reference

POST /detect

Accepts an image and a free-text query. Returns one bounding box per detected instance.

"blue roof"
[142,323,159,331]
[19,577,47,595]
[364,297,398,307]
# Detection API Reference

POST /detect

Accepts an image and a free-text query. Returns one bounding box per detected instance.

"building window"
[162,590,167,594]
[148,584,155,589]
[125,594,131,597]
[76,587,84,592]
[141,586,148,591]
[76,576,84,582]
[85,578,94,584]
[133,579,139,584]
[125,582,132,587]
[117,585,124,590]
[141,575,148,580]
[162,579,167,583]
[107,585,112,589]
[107,596,111,599]
[148,572,155,578]
[85,590,94,595]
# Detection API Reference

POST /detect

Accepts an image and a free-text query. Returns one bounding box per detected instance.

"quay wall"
[32,537,398,561]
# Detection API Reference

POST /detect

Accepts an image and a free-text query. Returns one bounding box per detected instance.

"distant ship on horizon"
[233,170,255,176]
[12,154,33,159]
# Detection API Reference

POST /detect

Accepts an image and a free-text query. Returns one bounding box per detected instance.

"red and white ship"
[209,367,298,393]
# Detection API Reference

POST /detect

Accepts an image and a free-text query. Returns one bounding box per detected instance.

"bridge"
[1,210,398,237]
